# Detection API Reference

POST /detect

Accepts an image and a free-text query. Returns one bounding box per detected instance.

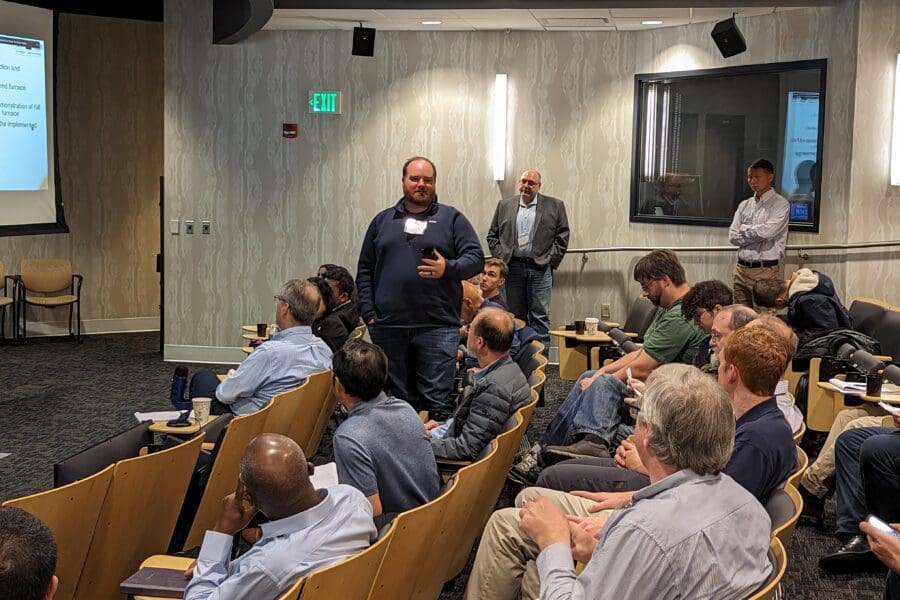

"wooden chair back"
[3,464,114,600]
[284,370,334,456]
[787,446,808,489]
[299,522,395,600]
[277,578,305,600]
[793,420,806,445]
[747,537,787,600]
[767,483,803,549]
[438,440,502,584]
[183,403,273,549]
[20,258,73,294]
[446,412,526,580]
[351,324,366,341]
[74,434,205,600]
[370,478,458,599]
[264,380,309,437]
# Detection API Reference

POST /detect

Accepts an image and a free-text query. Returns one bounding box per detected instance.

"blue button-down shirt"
[216,325,332,415]
[185,484,376,599]
[537,470,772,600]
[513,195,538,257]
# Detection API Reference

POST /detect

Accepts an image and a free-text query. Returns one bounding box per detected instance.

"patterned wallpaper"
[164,0,895,354]
[0,15,163,327]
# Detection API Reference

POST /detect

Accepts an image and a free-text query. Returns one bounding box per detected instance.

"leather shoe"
[798,484,826,526]
[818,535,884,573]
[543,439,611,463]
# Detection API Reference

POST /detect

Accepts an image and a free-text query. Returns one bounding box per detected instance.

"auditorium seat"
[0,260,16,340]
[849,297,890,338]
[873,308,900,364]
[19,258,83,341]
[53,421,153,487]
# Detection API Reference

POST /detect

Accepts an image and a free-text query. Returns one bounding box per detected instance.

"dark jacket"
[487,193,570,269]
[312,312,349,352]
[431,354,531,461]
[332,301,360,334]
[357,198,484,328]
[787,270,852,336]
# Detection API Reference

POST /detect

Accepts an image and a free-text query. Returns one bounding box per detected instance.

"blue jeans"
[505,259,552,350]
[188,369,232,415]
[834,426,900,537]
[368,325,458,419]
[539,371,634,449]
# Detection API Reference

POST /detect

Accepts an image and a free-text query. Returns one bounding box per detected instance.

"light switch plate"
[169,219,180,235]
[201,221,211,235]
[185,220,194,234]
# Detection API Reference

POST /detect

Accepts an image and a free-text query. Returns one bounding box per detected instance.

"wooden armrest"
[201,442,215,451]
[874,355,893,362]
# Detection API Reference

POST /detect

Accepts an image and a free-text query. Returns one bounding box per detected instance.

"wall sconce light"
[491,74,508,181]
[892,54,900,186]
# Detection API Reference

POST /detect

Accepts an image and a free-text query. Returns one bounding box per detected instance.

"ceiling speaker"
[352,26,376,57]
[711,18,746,58]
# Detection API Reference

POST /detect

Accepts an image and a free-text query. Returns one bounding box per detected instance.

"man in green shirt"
[511,250,706,483]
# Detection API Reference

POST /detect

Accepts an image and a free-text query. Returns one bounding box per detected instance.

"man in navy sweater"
[357,156,484,419]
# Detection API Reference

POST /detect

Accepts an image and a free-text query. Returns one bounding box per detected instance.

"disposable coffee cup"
[866,372,884,397]
[192,397,212,426]
[256,323,267,337]
[585,317,600,335]
[574,320,586,335]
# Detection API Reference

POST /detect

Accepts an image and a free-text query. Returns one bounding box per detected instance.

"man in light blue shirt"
[185,433,376,599]
[187,279,333,415]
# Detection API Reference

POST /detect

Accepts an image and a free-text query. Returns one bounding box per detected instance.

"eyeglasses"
[638,279,658,292]
[519,179,540,187]
[692,309,708,324]
[710,330,726,340]
[274,295,286,303]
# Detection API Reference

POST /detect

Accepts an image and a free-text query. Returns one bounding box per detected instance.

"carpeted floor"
[0,332,889,598]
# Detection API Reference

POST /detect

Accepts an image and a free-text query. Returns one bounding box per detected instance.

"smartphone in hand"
[866,514,900,539]
[420,246,437,260]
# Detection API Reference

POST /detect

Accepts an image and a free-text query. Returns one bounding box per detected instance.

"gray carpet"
[0,333,889,598]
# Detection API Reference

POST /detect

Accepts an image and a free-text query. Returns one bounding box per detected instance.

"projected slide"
[0,34,48,191]
[781,91,819,196]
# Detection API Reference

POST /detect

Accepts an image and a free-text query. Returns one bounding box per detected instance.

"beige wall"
[164,0,896,357]
[845,0,900,297]
[0,15,163,332]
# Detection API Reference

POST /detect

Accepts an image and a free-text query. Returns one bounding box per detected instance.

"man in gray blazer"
[487,169,570,350]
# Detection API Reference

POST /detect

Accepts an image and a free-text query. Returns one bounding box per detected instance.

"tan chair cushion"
[25,294,77,307]
[21,259,73,294]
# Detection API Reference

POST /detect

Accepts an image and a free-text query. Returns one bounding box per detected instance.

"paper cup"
[585,317,600,335]
[192,397,212,426]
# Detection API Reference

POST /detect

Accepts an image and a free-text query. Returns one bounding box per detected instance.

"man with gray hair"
[186,279,333,415]
[185,434,375,599]
[465,364,773,600]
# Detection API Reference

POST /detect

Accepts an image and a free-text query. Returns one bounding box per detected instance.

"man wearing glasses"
[511,250,706,483]
[487,169,570,351]
[187,279,333,415]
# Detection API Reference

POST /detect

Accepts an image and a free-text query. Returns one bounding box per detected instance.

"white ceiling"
[264,6,804,31]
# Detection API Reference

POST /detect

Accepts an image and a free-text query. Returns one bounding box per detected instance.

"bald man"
[427,308,531,461]
[185,434,376,599]
[487,169,569,351]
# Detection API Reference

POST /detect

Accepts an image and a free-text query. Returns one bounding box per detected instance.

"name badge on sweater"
[404,218,428,235]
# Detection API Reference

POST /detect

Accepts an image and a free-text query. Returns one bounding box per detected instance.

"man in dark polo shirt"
[331,340,440,521]
[531,326,798,507]
[512,250,706,482]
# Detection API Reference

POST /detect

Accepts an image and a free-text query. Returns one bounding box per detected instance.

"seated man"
[799,408,889,523]
[678,279,733,368]
[819,420,900,573]
[427,308,531,461]
[185,433,376,599]
[752,267,851,338]
[465,364,773,600]
[308,276,350,351]
[537,327,797,506]
[460,280,536,369]
[746,315,804,433]
[331,340,441,519]
[0,507,58,600]
[321,264,361,334]
[186,279,333,415]
[512,249,707,481]
[480,257,509,310]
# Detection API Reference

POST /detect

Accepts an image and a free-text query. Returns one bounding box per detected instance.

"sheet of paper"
[309,462,339,489]
[135,410,195,423]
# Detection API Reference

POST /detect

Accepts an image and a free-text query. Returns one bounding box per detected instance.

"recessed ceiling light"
[421,20,442,25]
[642,20,663,25]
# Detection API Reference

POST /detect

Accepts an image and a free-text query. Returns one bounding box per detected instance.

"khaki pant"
[464,487,605,600]
[732,263,781,307]
[800,409,890,497]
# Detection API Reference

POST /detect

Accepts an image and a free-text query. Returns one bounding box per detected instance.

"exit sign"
[308,91,342,114]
